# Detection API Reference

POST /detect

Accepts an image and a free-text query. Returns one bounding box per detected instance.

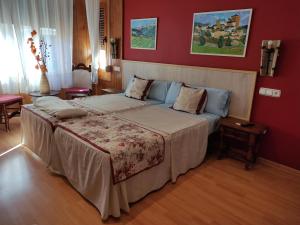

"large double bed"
[21,60,257,220]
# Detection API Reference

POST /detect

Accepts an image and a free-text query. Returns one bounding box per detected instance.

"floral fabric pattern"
[57,115,165,183]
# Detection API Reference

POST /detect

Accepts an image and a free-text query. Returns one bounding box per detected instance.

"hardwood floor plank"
[0,118,21,155]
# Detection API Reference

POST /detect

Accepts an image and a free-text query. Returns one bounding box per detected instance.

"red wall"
[123,0,300,170]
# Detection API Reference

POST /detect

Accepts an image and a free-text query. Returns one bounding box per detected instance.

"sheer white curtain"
[85,0,100,84]
[0,0,73,94]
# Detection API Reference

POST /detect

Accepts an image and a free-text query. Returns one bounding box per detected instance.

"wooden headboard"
[122,60,257,121]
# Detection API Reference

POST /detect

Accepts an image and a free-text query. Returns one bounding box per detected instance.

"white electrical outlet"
[272,89,281,97]
[259,87,281,98]
[113,66,121,72]
[265,89,273,96]
[259,87,266,95]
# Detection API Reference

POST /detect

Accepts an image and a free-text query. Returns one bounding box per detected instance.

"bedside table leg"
[218,142,224,160]
[218,127,226,159]
[3,105,9,132]
[253,135,262,164]
[245,149,253,170]
[245,134,256,170]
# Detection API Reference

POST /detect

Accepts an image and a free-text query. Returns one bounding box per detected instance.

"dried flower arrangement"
[27,30,51,74]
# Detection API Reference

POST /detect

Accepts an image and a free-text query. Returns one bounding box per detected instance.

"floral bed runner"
[56,114,165,184]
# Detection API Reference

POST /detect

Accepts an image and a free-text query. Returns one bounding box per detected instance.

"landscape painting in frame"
[131,18,157,50]
[191,9,252,57]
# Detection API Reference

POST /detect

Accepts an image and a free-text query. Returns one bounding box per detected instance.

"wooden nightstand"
[218,117,267,170]
[29,91,60,97]
[100,88,122,95]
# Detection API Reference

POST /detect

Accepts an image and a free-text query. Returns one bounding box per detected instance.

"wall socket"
[272,89,281,97]
[113,66,121,72]
[259,87,281,97]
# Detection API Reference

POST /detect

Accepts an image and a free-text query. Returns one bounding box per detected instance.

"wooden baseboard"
[258,157,300,175]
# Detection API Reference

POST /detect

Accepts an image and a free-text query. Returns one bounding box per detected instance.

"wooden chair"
[64,63,92,99]
[0,95,23,132]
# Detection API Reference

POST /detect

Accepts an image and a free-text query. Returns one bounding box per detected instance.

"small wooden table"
[219,117,268,170]
[29,91,60,102]
[29,91,60,97]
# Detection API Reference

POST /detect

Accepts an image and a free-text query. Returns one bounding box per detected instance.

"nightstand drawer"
[222,127,249,142]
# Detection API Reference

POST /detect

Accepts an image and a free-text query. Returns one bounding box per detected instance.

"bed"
[53,104,210,219]
[21,94,162,169]
[21,60,257,220]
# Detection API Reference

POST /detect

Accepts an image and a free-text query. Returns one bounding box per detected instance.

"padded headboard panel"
[122,60,257,121]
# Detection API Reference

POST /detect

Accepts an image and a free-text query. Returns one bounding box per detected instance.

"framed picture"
[131,18,157,50]
[190,9,252,57]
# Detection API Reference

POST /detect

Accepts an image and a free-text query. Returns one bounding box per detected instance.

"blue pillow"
[148,80,171,102]
[164,81,182,104]
[202,87,231,117]
[124,75,135,94]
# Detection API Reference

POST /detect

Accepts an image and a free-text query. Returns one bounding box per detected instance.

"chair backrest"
[72,63,92,89]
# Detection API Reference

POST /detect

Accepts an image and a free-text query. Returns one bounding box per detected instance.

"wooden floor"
[0,118,300,225]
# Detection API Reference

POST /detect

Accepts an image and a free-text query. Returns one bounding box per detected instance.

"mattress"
[53,104,209,220]
[157,103,220,134]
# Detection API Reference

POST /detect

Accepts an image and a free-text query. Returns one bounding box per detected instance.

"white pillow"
[173,85,207,114]
[54,108,87,119]
[125,76,153,100]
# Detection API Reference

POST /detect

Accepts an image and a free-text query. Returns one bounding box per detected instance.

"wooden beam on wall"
[110,0,123,90]
[73,0,91,66]
[99,0,123,91]
[72,0,123,92]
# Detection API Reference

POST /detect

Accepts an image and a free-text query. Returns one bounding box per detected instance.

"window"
[99,6,107,70]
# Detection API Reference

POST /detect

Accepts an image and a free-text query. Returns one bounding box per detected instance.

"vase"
[40,72,50,94]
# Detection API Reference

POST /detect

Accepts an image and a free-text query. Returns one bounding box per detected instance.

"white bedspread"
[53,105,209,220]
[21,106,61,169]
[72,94,153,114]
[33,96,75,114]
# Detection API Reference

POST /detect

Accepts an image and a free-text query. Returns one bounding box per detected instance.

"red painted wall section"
[123,0,300,170]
